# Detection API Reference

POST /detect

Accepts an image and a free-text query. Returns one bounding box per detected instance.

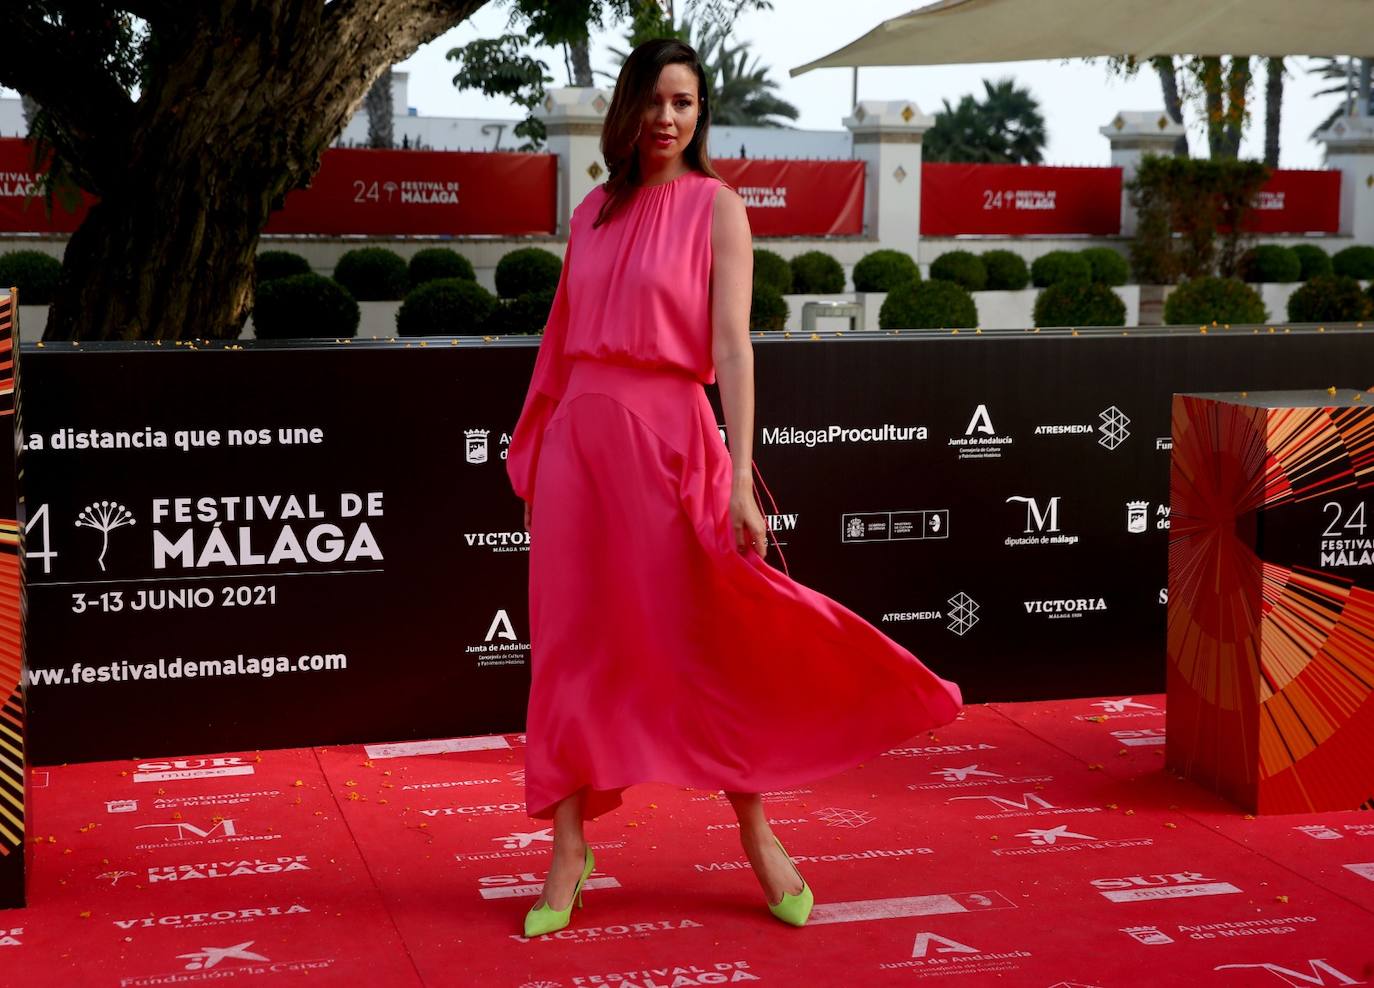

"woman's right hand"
[524,499,532,533]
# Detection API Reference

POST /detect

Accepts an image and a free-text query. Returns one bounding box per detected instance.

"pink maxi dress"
[506,169,963,821]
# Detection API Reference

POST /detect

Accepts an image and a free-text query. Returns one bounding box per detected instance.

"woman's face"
[637,62,699,166]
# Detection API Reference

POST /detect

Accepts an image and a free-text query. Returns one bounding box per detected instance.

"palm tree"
[604,11,798,127]
[1307,56,1373,149]
[1263,57,1284,167]
[923,77,1046,164]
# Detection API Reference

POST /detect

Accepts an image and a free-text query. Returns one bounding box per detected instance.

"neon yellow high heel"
[767,835,814,926]
[523,845,595,938]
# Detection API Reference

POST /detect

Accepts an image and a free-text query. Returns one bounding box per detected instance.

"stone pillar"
[1318,113,1374,243]
[536,87,612,238]
[843,100,932,253]
[1100,111,1187,237]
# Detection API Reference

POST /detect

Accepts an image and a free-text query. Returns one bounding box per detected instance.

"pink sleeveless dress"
[506,170,962,821]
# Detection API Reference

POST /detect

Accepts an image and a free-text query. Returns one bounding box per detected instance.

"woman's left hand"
[729,488,768,560]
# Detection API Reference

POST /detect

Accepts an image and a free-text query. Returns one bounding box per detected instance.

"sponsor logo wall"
[16,329,1374,763]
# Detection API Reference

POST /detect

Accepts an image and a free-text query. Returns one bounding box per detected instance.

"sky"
[389,0,1358,169]
[0,2,1357,168]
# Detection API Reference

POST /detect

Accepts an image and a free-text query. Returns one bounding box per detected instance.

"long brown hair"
[593,38,723,229]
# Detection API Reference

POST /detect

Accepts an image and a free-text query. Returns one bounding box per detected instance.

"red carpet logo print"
[5,698,1374,986]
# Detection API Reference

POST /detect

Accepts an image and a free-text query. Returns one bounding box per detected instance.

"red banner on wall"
[1241,169,1340,234]
[921,163,1122,236]
[0,139,94,233]
[714,158,864,237]
[265,148,556,236]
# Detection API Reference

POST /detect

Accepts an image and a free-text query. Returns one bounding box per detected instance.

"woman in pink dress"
[506,39,962,938]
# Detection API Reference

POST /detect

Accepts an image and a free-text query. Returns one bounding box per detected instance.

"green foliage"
[1237,244,1301,283]
[255,250,311,284]
[332,247,409,301]
[981,249,1030,291]
[1164,276,1268,325]
[1126,154,1271,282]
[409,248,475,289]
[789,250,845,293]
[483,289,556,335]
[1030,250,1091,288]
[0,249,62,305]
[923,77,1047,164]
[446,32,554,150]
[1080,247,1130,286]
[749,285,789,330]
[396,277,497,336]
[929,250,987,292]
[852,250,918,292]
[253,274,359,339]
[1033,282,1127,328]
[1332,245,1374,280]
[495,247,562,299]
[1287,275,1374,323]
[879,280,978,329]
[1291,243,1333,281]
[753,248,793,294]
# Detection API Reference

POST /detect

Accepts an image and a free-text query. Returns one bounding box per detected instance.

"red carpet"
[6,696,1374,987]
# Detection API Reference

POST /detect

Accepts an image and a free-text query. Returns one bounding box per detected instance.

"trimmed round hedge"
[1332,245,1374,280]
[396,277,497,336]
[750,286,789,331]
[1163,277,1267,326]
[879,280,977,329]
[332,247,408,301]
[981,249,1030,291]
[1238,244,1301,283]
[1080,247,1130,286]
[1031,250,1092,288]
[495,247,562,299]
[255,250,311,284]
[483,289,556,335]
[409,248,475,289]
[0,249,62,305]
[1292,244,1333,281]
[789,250,845,293]
[852,249,918,292]
[1032,283,1126,328]
[253,274,359,339]
[753,248,793,294]
[1287,275,1374,323]
[929,250,987,292]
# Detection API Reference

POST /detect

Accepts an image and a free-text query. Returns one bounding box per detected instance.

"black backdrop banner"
[17,328,1374,765]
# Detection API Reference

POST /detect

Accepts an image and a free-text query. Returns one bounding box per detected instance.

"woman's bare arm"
[710,184,767,556]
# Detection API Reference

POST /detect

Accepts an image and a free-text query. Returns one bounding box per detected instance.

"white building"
[335,72,851,159]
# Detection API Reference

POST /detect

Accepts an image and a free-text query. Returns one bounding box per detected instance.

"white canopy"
[790,0,1374,76]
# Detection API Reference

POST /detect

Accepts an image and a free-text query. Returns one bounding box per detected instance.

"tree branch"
[297,0,486,162]
[0,7,136,185]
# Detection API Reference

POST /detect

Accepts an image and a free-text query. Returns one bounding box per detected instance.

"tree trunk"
[366,67,395,149]
[51,161,262,341]
[570,37,593,87]
[27,1,486,342]
[1200,56,1225,159]
[1151,56,1189,157]
[1264,57,1283,167]
[1222,56,1251,160]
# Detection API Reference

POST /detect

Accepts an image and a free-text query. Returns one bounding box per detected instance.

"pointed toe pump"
[523,845,595,938]
[767,835,814,927]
